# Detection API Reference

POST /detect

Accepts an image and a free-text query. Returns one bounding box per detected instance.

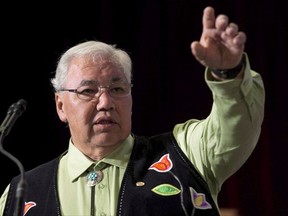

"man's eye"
[79,88,98,96]
[110,86,125,93]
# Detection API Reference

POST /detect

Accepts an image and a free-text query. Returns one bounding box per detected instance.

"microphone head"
[15,99,27,116]
[8,99,27,116]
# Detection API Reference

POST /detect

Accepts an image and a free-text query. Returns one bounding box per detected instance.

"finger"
[215,14,229,31]
[203,6,215,30]
[225,23,239,37]
[220,30,246,53]
[233,32,247,47]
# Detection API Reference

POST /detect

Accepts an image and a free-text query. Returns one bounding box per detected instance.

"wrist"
[211,56,245,79]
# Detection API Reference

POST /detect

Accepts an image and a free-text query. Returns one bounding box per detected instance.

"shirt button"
[98,183,105,189]
[100,212,106,216]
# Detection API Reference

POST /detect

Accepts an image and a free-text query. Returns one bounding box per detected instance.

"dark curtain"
[0,1,287,215]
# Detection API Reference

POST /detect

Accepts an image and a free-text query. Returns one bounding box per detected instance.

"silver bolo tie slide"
[86,170,104,187]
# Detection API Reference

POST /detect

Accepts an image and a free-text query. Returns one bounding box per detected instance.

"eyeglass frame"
[57,82,133,101]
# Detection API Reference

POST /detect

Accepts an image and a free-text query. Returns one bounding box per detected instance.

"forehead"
[67,56,126,85]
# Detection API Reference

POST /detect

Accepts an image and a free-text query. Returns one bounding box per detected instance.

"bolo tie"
[86,166,104,216]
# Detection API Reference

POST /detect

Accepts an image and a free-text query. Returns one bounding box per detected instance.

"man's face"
[55,56,132,154]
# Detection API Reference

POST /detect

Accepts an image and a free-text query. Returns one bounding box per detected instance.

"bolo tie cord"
[87,165,106,216]
[90,186,95,216]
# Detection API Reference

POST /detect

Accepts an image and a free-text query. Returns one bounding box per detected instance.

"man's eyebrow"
[78,77,127,86]
[111,77,126,83]
[79,80,98,86]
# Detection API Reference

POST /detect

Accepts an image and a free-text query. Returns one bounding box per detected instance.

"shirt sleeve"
[173,53,265,195]
[0,184,10,215]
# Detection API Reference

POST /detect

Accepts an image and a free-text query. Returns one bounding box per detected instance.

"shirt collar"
[66,134,134,182]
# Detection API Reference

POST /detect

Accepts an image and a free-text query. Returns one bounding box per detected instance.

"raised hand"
[191,6,246,70]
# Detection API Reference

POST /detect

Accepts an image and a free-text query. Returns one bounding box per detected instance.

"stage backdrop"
[0,1,287,215]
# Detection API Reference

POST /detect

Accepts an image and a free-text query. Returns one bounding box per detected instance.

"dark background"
[0,1,287,215]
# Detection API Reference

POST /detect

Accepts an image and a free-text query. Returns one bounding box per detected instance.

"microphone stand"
[0,100,27,216]
[0,134,26,216]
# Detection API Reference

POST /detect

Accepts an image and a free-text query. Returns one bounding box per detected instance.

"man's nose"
[96,88,114,110]
[96,86,110,98]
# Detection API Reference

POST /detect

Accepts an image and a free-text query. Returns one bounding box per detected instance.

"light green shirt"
[57,135,134,216]
[0,54,265,216]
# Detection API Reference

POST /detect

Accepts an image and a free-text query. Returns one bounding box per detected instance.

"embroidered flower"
[24,201,36,215]
[148,153,173,172]
[148,153,188,215]
[190,187,212,209]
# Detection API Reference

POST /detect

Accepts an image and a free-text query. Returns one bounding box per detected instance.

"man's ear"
[55,93,67,123]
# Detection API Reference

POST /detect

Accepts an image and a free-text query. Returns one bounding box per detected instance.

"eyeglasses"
[58,82,133,101]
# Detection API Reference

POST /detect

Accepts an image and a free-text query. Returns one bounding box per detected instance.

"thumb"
[191,41,206,61]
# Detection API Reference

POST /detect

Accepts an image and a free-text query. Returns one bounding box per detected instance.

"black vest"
[3,132,219,216]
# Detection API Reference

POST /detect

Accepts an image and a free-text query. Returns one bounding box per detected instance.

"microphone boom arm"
[0,99,28,216]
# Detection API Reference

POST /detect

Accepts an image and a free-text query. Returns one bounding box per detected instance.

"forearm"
[174,54,265,191]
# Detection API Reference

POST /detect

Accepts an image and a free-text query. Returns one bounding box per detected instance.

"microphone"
[0,99,27,216]
[0,99,27,138]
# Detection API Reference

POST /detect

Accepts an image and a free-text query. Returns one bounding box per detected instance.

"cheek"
[123,98,133,115]
[118,98,133,122]
[64,100,93,124]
